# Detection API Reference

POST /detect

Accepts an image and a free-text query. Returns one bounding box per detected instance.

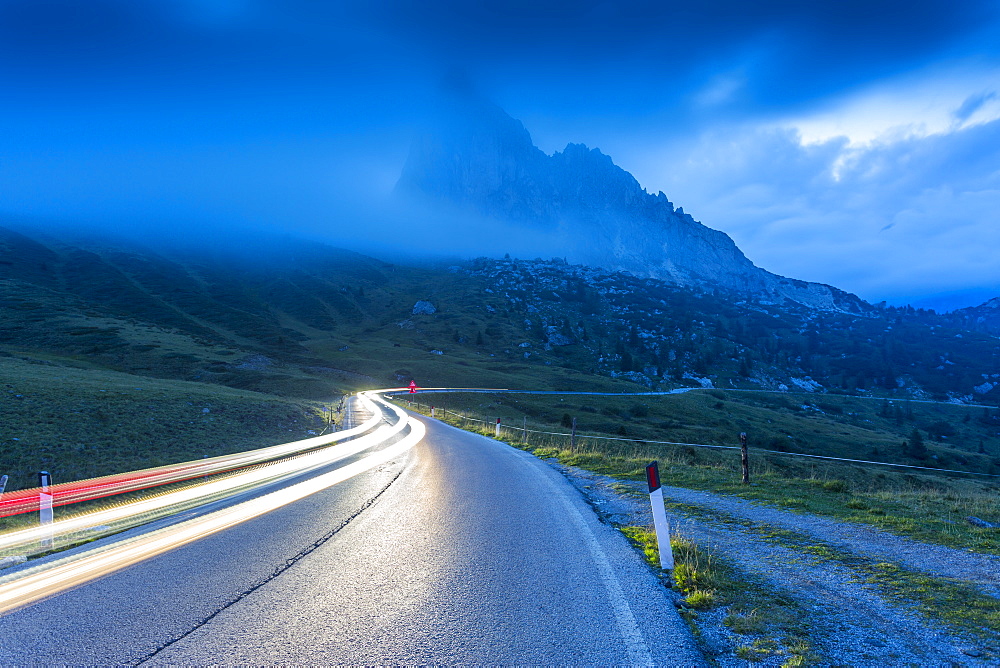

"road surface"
[0,409,701,665]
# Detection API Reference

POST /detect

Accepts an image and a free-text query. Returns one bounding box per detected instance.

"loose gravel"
[661,485,1000,598]
[550,460,997,666]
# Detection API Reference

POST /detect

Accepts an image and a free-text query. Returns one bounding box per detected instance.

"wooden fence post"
[740,432,750,484]
[571,417,577,453]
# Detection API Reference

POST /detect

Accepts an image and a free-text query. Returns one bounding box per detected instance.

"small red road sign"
[408,381,417,394]
[645,461,661,493]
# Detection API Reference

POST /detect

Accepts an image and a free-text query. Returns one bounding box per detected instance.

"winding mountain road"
[0,401,700,665]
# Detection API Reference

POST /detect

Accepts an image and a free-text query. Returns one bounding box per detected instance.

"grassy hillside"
[2,223,999,490]
[3,225,998,399]
[413,388,1000,469]
[0,356,327,495]
[399,391,1000,553]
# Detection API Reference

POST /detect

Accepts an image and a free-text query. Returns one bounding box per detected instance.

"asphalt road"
[0,411,701,665]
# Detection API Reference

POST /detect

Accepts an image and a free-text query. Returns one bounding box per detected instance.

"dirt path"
[551,461,995,666]
[661,485,1000,598]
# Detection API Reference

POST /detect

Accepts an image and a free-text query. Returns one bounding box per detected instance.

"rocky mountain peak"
[979,297,1000,310]
[395,99,870,314]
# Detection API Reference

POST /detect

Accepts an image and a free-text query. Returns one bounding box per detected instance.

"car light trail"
[0,393,403,560]
[0,412,425,615]
[0,395,384,518]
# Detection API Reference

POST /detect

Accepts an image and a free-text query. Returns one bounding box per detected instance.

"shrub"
[628,403,649,418]
[685,590,715,610]
[822,479,848,493]
[674,563,707,595]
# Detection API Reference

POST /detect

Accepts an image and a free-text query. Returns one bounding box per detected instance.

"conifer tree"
[908,428,927,458]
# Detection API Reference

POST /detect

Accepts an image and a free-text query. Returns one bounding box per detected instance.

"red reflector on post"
[645,461,660,493]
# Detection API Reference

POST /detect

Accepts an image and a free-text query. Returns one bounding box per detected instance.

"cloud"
[647,118,1000,308]
[953,90,999,124]
[1,0,999,312]
[3,1,995,129]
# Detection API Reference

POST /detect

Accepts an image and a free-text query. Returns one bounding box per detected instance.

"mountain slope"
[396,97,867,313]
[2,225,1000,484]
[949,297,1000,335]
[2,224,996,404]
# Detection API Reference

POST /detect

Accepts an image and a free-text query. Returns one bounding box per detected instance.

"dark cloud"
[2,0,995,116]
[367,0,1000,118]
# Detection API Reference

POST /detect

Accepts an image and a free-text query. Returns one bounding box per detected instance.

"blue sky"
[1,1,999,309]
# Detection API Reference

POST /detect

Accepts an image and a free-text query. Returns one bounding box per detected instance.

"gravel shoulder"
[550,460,998,666]
[662,485,1000,598]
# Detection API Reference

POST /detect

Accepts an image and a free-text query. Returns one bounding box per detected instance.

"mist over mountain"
[395,97,868,314]
[2,221,998,408]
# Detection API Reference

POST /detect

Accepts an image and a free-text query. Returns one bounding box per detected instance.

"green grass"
[860,562,1000,639]
[619,525,817,665]
[402,392,1000,555]
[407,394,1000,648]
[664,500,1000,644]
[428,389,1000,472]
[0,356,329,495]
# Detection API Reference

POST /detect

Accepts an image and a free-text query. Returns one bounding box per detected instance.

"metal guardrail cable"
[392,393,999,479]
[746,448,1000,478]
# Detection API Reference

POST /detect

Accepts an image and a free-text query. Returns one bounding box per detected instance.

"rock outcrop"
[412,300,437,315]
[396,96,868,313]
[949,297,1000,334]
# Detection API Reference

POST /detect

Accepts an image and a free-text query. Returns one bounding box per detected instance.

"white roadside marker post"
[740,432,750,484]
[38,471,54,550]
[495,417,501,438]
[645,462,674,571]
[431,406,436,418]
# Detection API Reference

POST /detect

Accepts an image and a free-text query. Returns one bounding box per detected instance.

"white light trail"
[1,394,384,517]
[0,393,409,561]
[0,404,424,615]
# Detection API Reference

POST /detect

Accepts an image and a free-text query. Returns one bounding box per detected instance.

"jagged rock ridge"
[396,98,868,313]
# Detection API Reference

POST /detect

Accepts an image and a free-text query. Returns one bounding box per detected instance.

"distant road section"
[0,393,700,665]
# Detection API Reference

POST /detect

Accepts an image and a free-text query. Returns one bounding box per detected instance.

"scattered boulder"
[233,354,274,371]
[683,372,714,389]
[545,326,572,347]
[412,300,437,315]
[611,371,654,387]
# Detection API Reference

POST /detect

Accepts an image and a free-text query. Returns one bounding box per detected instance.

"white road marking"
[548,473,654,664]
